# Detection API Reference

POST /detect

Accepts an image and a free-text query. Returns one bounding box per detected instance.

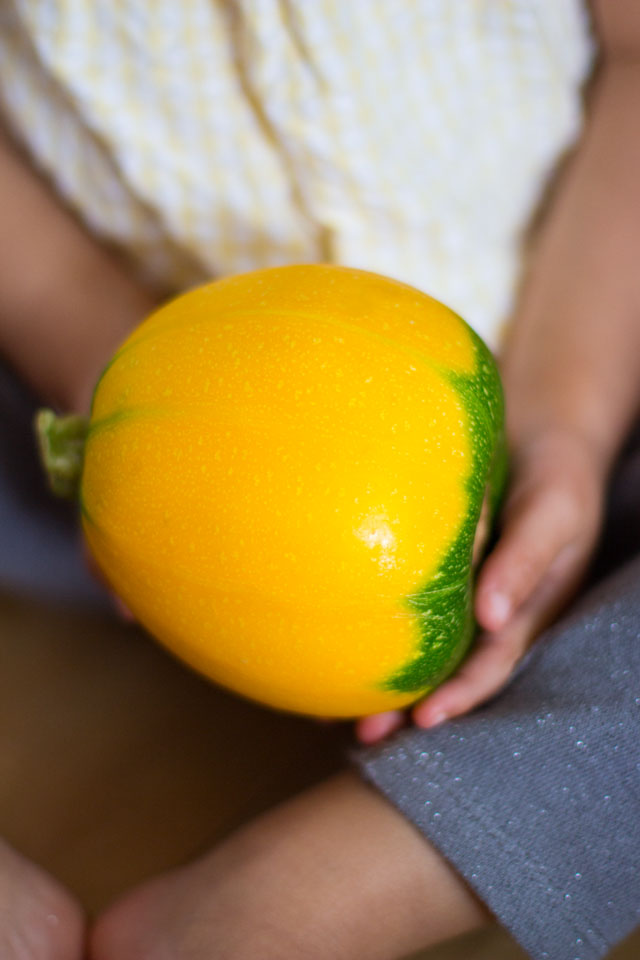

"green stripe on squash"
[382,327,506,694]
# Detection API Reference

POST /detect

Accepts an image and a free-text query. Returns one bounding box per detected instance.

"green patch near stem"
[34,409,89,501]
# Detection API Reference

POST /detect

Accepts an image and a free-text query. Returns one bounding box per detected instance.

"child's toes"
[0,839,85,960]
[89,882,165,960]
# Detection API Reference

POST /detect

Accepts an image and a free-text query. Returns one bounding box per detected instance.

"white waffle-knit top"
[0,1,594,348]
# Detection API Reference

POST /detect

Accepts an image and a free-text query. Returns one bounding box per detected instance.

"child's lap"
[4,357,640,958]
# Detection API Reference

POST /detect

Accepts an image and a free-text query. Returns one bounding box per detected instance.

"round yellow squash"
[55,265,506,717]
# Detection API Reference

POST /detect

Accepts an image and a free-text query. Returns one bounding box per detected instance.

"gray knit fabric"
[355,554,640,960]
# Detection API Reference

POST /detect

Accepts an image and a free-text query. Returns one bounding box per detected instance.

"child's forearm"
[0,129,155,413]
[502,54,640,474]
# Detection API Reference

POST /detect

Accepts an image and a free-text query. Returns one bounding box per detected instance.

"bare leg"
[91,771,489,960]
[0,837,85,960]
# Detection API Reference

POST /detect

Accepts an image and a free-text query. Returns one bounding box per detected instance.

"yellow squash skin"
[81,265,504,717]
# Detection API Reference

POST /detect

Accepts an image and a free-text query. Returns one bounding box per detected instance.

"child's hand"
[358,6,640,744]
[356,428,606,745]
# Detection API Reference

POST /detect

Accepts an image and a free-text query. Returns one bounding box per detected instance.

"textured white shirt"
[0,0,594,347]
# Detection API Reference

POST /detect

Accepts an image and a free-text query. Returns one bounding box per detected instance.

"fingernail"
[418,710,447,729]
[489,591,511,627]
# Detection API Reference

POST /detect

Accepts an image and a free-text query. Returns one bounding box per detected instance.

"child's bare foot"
[91,771,488,960]
[0,838,85,960]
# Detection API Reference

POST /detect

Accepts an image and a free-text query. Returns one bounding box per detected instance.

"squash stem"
[34,409,89,500]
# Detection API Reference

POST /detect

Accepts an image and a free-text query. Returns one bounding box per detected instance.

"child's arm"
[358,0,640,742]
[0,128,154,412]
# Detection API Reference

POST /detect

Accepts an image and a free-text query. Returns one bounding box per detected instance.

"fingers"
[355,625,530,745]
[414,538,591,727]
[412,622,528,728]
[355,711,405,745]
[413,587,546,731]
[355,431,606,741]
[475,484,581,631]
[356,447,603,743]
[475,451,602,633]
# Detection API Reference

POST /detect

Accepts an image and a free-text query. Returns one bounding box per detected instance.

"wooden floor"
[0,591,637,959]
